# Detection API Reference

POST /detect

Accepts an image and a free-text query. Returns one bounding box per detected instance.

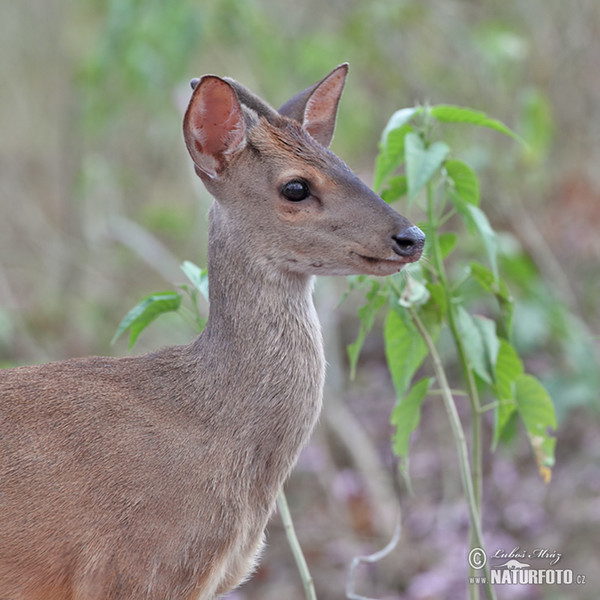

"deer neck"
[190,201,325,490]
[203,202,320,344]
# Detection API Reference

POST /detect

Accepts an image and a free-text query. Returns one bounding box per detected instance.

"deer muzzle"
[391,225,426,260]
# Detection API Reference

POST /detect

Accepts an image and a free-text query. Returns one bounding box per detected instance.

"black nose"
[392,225,426,259]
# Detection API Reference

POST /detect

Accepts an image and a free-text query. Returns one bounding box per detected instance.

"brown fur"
[0,64,424,599]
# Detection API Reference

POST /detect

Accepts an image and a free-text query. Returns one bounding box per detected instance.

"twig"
[277,490,317,600]
[408,307,497,600]
[426,180,484,600]
[346,519,402,600]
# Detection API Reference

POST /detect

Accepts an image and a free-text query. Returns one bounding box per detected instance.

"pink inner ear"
[303,68,346,145]
[189,78,245,157]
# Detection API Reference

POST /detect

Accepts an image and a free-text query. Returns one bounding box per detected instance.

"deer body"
[0,65,423,599]
[1,257,322,600]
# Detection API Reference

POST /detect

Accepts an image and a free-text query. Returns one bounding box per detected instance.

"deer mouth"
[352,252,414,275]
[355,251,420,265]
[358,253,402,265]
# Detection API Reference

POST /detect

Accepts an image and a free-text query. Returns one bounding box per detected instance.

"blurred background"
[1,1,599,599]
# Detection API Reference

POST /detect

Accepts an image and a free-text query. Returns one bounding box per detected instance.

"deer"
[0,63,424,600]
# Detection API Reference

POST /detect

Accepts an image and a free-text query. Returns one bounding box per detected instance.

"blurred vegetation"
[1,1,599,599]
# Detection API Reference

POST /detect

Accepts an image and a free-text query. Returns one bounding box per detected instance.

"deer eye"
[281,180,310,202]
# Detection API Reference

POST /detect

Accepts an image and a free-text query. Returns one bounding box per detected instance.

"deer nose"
[392,225,426,259]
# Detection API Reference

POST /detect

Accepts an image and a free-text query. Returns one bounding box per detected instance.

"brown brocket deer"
[0,64,424,600]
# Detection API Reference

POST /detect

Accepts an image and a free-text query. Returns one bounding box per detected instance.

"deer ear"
[278,63,348,148]
[183,76,246,179]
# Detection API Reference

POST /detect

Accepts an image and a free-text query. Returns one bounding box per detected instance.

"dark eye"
[281,180,310,202]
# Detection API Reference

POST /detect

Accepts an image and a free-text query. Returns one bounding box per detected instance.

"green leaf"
[473,315,500,385]
[347,281,387,379]
[496,339,524,397]
[391,376,431,462]
[181,260,209,301]
[469,261,514,338]
[384,309,428,399]
[518,88,554,164]
[469,261,495,290]
[514,374,557,483]
[425,282,447,319]
[112,292,182,349]
[492,339,524,446]
[380,107,422,146]
[438,232,458,259]
[469,262,507,299]
[445,159,480,206]
[429,104,523,142]
[452,197,499,280]
[374,124,413,191]
[455,306,493,384]
[381,175,408,204]
[405,133,449,202]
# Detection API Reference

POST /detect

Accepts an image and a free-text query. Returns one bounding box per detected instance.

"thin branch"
[426,180,484,600]
[408,307,497,600]
[346,519,402,600]
[277,490,317,600]
[429,388,469,397]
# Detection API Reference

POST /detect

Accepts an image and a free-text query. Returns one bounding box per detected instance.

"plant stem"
[346,520,402,600]
[479,401,499,413]
[408,307,496,600]
[425,182,486,600]
[277,490,317,600]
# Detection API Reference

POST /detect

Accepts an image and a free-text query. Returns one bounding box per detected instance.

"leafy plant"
[347,105,557,600]
[112,260,208,348]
